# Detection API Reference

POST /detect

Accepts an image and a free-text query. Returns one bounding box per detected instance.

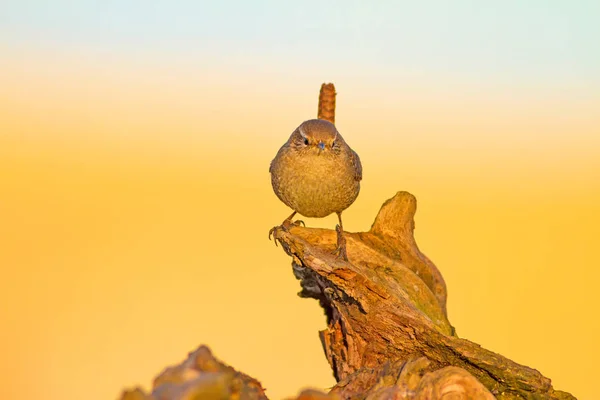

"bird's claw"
[268,226,280,246]
[268,219,306,246]
[291,219,305,228]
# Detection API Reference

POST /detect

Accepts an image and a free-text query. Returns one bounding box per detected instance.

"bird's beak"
[318,141,325,151]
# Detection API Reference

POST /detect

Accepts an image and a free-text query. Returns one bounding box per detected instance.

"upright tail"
[317,83,336,125]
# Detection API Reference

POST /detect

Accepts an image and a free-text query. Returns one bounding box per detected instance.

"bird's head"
[290,119,342,154]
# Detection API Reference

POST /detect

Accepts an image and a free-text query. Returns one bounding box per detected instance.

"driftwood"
[269,191,574,399]
[119,346,268,400]
[118,193,575,399]
[119,84,575,399]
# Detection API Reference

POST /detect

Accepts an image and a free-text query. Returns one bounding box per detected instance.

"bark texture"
[119,192,576,400]
[119,346,267,400]
[270,191,575,400]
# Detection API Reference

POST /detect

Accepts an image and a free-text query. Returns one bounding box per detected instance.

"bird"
[268,118,362,261]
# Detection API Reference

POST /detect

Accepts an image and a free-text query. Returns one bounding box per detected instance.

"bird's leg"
[332,212,348,261]
[281,211,305,230]
[268,211,305,244]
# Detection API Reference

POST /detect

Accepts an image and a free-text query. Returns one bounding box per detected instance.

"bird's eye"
[304,138,309,145]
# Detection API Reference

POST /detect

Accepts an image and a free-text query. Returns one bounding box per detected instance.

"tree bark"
[270,191,575,399]
[119,346,268,400]
[119,192,576,400]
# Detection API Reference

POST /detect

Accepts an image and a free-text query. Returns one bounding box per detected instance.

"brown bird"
[269,118,362,260]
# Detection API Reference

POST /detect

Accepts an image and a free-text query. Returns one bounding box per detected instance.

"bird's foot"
[332,224,348,261]
[285,218,306,229]
[268,218,305,246]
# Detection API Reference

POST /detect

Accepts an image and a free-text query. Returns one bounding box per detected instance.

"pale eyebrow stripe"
[299,126,308,138]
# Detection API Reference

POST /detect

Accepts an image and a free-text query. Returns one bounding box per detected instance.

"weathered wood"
[271,191,575,400]
[119,346,267,400]
[118,191,576,400]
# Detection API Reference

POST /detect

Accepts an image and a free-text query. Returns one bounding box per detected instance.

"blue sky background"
[2,1,599,85]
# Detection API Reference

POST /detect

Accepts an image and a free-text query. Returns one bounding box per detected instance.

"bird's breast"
[270,150,360,218]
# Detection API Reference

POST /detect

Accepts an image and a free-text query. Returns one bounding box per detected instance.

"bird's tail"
[317,83,336,125]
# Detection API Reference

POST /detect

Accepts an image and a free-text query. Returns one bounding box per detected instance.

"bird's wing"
[350,149,362,181]
[270,141,291,173]
[269,148,283,173]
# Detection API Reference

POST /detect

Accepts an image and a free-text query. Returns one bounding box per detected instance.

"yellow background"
[1,49,599,400]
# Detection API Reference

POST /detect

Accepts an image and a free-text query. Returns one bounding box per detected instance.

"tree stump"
[119,191,575,400]
[269,191,575,399]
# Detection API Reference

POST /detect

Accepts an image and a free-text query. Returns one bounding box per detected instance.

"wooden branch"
[118,346,268,400]
[271,191,575,400]
[117,192,576,400]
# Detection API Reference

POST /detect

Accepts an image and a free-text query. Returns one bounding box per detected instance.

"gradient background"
[1,2,599,399]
